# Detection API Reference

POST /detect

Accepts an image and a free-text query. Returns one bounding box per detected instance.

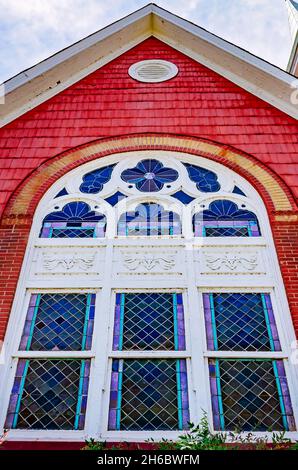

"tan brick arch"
[3,134,296,222]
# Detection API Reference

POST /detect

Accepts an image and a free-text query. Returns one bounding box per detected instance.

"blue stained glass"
[118,203,182,236]
[109,359,189,431]
[232,186,246,196]
[200,200,257,222]
[40,202,106,238]
[105,191,127,206]
[193,200,261,237]
[171,191,195,204]
[80,165,115,194]
[5,359,90,430]
[183,163,220,192]
[121,159,178,192]
[209,359,295,432]
[204,293,281,352]
[19,293,95,351]
[54,188,69,198]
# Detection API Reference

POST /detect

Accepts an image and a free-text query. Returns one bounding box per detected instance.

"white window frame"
[0,150,297,442]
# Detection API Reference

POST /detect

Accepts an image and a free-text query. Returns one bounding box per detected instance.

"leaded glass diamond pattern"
[205,226,249,237]
[120,359,179,430]
[51,227,95,238]
[218,360,285,431]
[213,293,272,351]
[13,360,84,430]
[20,294,91,351]
[122,293,175,350]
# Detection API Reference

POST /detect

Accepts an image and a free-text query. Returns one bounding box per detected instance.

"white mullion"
[14,351,95,359]
[109,350,190,359]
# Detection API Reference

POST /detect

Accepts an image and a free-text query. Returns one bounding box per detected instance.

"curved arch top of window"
[183,163,220,193]
[121,159,179,192]
[193,200,261,237]
[40,201,106,238]
[118,202,182,236]
[80,165,115,194]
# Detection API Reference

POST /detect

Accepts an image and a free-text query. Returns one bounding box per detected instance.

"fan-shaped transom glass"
[40,201,106,238]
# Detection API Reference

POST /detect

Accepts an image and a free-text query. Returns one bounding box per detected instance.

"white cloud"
[0,0,293,82]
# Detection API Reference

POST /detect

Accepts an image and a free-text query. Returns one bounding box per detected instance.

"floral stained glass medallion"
[121,159,178,192]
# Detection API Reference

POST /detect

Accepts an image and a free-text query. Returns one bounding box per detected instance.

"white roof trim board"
[1,3,297,126]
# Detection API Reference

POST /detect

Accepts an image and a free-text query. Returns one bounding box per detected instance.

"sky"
[0,0,294,83]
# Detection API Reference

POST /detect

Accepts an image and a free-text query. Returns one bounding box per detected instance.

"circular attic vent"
[128,59,178,83]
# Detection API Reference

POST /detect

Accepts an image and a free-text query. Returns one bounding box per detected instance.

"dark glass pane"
[121,159,178,192]
[123,293,175,350]
[183,163,220,192]
[15,360,85,430]
[219,360,285,431]
[20,294,91,351]
[80,165,115,194]
[120,359,179,431]
[213,293,271,351]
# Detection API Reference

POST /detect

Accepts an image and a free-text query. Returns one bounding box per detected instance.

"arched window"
[118,202,182,236]
[40,201,107,238]
[193,200,261,237]
[1,151,297,440]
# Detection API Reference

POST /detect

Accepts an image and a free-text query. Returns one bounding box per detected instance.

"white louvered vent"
[128,60,178,83]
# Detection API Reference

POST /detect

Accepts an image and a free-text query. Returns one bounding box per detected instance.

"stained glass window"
[113,293,185,351]
[121,159,178,192]
[80,165,115,194]
[193,200,261,237]
[19,293,95,351]
[108,359,189,431]
[183,163,220,192]
[203,293,281,352]
[118,203,182,236]
[209,359,295,432]
[40,202,106,238]
[171,190,195,204]
[5,359,90,430]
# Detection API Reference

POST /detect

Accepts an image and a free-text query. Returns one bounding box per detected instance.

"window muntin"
[108,359,189,431]
[194,200,261,237]
[19,294,95,351]
[209,359,295,432]
[118,203,182,236]
[203,293,281,352]
[5,359,90,430]
[112,293,185,351]
[40,202,106,238]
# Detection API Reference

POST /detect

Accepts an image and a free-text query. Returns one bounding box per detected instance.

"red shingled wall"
[0,37,297,340]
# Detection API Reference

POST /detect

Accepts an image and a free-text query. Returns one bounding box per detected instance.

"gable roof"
[1,3,297,126]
